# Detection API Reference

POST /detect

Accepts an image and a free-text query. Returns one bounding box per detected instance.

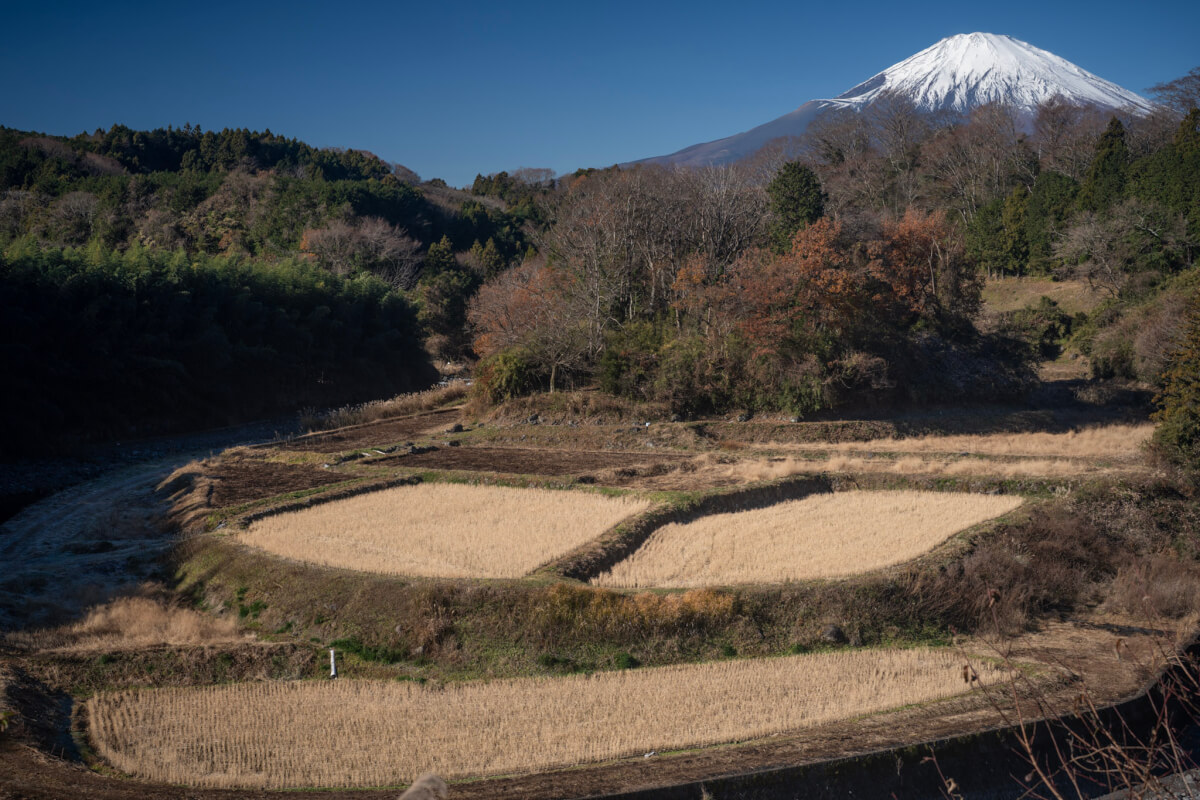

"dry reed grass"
[594,490,1023,588]
[242,483,650,579]
[787,424,1153,461]
[979,276,1104,315]
[5,597,244,652]
[726,454,1109,480]
[305,382,468,431]
[86,647,1000,788]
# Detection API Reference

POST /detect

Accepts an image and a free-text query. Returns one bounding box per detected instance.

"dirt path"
[379,445,685,476]
[0,424,318,633]
[0,417,304,524]
[0,457,204,632]
[279,408,463,452]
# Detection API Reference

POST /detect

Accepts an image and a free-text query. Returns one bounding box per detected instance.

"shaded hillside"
[0,244,436,455]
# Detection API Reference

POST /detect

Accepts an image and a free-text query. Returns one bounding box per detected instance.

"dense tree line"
[0,125,556,451]
[469,172,1028,413]
[466,72,1199,419]
[0,241,435,454]
[0,125,536,266]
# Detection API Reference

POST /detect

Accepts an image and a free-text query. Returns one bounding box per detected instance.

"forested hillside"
[465,75,1200,457]
[3,70,1198,456]
[0,125,542,453]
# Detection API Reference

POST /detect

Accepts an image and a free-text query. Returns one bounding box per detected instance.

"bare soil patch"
[382,445,685,477]
[280,408,462,452]
[206,457,345,508]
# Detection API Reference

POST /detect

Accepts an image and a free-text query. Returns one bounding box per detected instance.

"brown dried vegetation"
[86,648,1004,788]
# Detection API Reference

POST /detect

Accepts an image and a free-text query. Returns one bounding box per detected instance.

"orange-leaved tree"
[467,257,589,393]
[873,208,980,327]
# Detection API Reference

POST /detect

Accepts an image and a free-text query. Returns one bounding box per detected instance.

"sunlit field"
[728,454,1117,481]
[4,598,244,652]
[241,482,649,578]
[594,490,1023,588]
[790,424,1153,460]
[87,647,1000,788]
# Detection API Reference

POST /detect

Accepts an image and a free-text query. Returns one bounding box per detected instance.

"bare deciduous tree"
[355,217,422,289]
[302,219,358,274]
[0,190,43,238]
[740,136,806,186]
[1054,199,1190,298]
[511,167,556,187]
[1124,107,1182,160]
[924,104,1034,224]
[389,163,421,185]
[301,217,421,288]
[864,91,933,212]
[50,191,99,245]
[468,256,590,392]
[136,209,187,250]
[1148,66,1200,115]
[1032,96,1103,180]
[804,108,878,216]
[540,165,766,348]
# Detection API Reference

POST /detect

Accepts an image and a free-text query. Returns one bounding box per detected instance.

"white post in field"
[329,648,338,679]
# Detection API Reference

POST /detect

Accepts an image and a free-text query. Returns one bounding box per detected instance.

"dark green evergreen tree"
[1079,117,1129,211]
[767,161,825,252]
[1153,292,1200,472]
[479,237,504,277]
[1129,109,1200,240]
[423,235,456,277]
[965,198,1006,277]
[1025,171,1079,272]
[1000,188,1029,275]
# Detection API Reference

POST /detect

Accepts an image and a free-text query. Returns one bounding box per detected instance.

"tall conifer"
[1079,117,1128,211]
[767,162,825,253]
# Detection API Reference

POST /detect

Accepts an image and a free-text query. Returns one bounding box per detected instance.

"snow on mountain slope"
[634,33,1154,168]
[831,33,1154,114]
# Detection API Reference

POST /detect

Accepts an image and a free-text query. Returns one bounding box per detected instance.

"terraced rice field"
[593,490,1023,588]
[86,647,1001,788]
[241,482,649,579]
[792,423,1153,460]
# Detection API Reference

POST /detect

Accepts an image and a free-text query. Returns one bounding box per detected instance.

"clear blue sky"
[2,0,1196,186]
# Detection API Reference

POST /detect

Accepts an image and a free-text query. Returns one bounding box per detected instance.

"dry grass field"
[241,482,649,579]
[5,598,245,652]
[726,454,1103,480]
[790,423,1153,461]
[723,423,1154,481]
[979,276,1105,315]
[306,381,469,431]
[594,490,1023,588]
[86,647,1002,788]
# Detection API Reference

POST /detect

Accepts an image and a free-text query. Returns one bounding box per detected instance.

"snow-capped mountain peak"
[632,33,1154,168]
[828,32,1155,115]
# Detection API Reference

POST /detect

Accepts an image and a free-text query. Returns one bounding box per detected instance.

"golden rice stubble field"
[86,647,1004,789]
[593,490,1024,588]
[240,482,650,579]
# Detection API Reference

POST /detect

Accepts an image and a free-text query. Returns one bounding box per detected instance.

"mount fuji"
[634,33,1156,168]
